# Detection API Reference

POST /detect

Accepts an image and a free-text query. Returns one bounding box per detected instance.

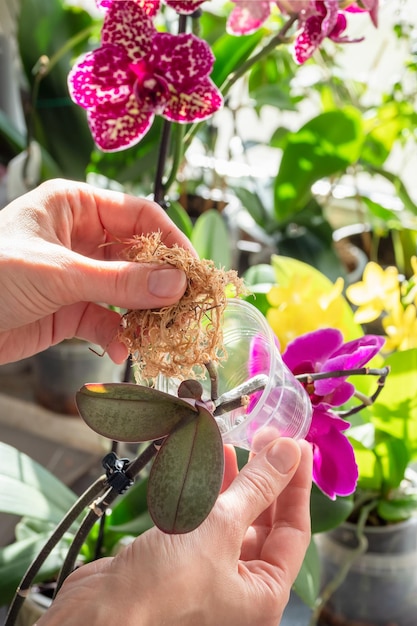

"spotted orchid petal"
[294,0,363,64]
[345,0,378,27]
[68,1,222,152]
[307,403,358,499]
[227,0,273,36]
[96,0,161,17]
[165,0,207,14]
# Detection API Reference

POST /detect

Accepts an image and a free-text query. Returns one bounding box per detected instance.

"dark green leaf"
[166,201,194,239]
[310,485,354,534]
[18,0,95,179]
[211,31,265,89]
[148,405,224,533]
[76,383,198,442]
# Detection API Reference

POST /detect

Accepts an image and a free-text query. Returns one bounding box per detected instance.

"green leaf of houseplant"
[191,209,232,269]
[0,533,71,605]
[166,200,194,239]
[76,383,198,442]
[211,30,265,89]
[0,443,76,523]
[147,404,224,533]
[274,108,364,222]
[293,537,321,608]
[310,485,354,534]
[18,0,95,180]
[370,348,417,459]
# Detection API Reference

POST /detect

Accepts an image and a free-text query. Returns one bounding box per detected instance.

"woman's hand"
[37,438,312,626]
[0,179,194,364]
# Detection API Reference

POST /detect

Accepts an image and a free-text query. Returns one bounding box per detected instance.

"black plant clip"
[102,452,134,494]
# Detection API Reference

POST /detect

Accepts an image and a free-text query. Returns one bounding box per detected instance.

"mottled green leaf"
[76,383,198,442]
[148,405,224,534]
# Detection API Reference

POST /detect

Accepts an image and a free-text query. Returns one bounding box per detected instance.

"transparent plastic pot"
[158,299,312,452]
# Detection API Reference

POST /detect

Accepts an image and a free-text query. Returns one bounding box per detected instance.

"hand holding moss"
[0,179,194,364]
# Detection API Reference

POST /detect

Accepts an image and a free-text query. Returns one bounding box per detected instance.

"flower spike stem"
[295,366,390,386]
[4,475,109,626]
[53,441,161,599]
[296,366,390,418]
[153,13,188,203]
[337,368,390,418]
[183,14,297,149]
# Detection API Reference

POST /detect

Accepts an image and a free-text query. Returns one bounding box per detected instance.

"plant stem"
[295,366,390,385]
[153,120,172,205]
[183,14,297,149]
[152,13,188,203]
[53,441,160,598]
[4,476,108,626]
[221,15,297,98]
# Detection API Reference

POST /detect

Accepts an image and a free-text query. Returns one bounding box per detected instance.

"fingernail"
[267,438,300,474]
[148,268,186,298]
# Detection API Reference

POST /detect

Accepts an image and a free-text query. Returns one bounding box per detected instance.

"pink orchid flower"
[69,1,222,152]
[248,327,383,498]
[345,0,378,27]
[294,0,364,64]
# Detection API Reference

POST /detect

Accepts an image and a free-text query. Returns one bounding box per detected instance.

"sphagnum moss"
[119,232,247,381]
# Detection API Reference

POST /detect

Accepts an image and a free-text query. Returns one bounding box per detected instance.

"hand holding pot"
[35,438,312,626]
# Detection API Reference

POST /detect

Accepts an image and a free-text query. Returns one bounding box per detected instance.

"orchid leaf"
[310,485,353,534]
[0,533,71,605]
[148,404,224,534]
[0,443,76,523]
[293,538,320,608]
[76,383,198,442]
[191,209,232,269]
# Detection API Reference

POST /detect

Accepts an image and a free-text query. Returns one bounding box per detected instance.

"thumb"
[220,438,301,530]
[62,253,188,310]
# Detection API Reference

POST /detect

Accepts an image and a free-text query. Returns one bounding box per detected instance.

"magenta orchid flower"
[306,402,358,499]
[345,0,378,27]
[294,0,363,64]
[227,0,311,36]
[69,1,222,152]
[283,328,384,406]
[227,1,276,36]
[247,327,383,499]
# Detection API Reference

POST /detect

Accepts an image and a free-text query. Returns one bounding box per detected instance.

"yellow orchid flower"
[266,275,346,351]
[382,302,417,353]
[345,262,400,324]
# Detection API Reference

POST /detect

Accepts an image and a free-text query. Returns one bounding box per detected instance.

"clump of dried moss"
[119,232,247,381]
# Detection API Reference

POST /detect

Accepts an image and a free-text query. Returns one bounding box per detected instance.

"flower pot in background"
[316,516,417,626]
[32,340,124,415]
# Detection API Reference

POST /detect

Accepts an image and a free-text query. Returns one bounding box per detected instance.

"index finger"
[43,180,196,257]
